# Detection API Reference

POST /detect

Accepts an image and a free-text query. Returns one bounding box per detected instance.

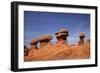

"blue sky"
[24,11,90,47]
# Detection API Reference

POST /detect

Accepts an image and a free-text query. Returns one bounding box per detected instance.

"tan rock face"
[39,35,53,48]
[79,32,85,45]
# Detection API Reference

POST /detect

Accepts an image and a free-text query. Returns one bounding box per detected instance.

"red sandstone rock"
[55,29,68,45]
[30,38,39,49]
[79,32,85,45]
[24,29,90,61]
[30,39,39,44]
[39,35,53,48]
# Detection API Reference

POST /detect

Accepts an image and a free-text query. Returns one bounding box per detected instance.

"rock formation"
[30,39,39,49]
[39,35,53,48]
[55,28,68,45]
[79,32,85,45]
[24,28,90,61]
[24,39,39,58]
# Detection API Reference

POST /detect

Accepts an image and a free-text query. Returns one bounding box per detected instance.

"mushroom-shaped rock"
[30,39,39,49]
[39,35,53,48]
[55,28,69,45]
[55,33,68,45]
[79,32,85,45]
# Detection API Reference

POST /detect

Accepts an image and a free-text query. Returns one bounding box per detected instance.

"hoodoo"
[24,28,90,61]
[79,32,85,45]
[30,39,39,49]
[55,28,69,45]
[39,35,53,48]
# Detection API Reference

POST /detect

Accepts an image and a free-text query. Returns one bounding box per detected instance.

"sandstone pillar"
[55,28,68,45]
[79,32,85,45]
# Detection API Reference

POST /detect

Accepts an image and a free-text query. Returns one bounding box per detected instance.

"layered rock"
[39,35,53,48]
[55,28,68,45]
